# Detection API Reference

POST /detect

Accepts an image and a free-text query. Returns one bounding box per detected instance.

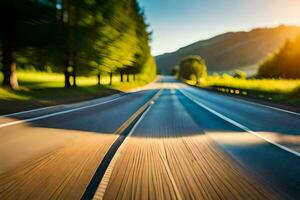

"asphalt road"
[0,76,299,200]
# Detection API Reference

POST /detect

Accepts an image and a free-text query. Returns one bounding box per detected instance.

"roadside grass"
[202,76,300,94]
[0,71,141,88]
[185,76,300,106]
[0,71,154,114]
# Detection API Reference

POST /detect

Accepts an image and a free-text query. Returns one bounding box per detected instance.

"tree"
[171,66,179,76]
[0,0,57,89]
[233,70,247,79]
[179,55,207,84]
[57,0,101,87]
[258,36,300,78]
[0,0,156,89]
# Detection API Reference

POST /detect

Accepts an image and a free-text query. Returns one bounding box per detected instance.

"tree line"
[0,0,156,89]
[178,35,300,81]
[258,36,300,79]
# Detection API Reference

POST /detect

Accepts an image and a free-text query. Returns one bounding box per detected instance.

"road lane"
[99,89,277,200]
[0,130,118,200]
[179,83,300,199]
[180,88,300,156]
[1,76,299,200]
[0,77,162,120]
[183,85,300,152]
[0,85,160,199]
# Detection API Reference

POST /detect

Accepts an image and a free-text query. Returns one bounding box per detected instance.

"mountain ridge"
[155,25,300,74]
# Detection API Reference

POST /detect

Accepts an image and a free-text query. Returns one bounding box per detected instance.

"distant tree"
[233,70,247,79]
[222,73,233,79]
[258,36,300,78]
[179,55,207,84]
[171,66,179,76]
[212,72,220,77]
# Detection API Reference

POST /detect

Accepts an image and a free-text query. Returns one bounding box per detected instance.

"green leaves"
[179,55,207,84]
[258,36,300,79]
[0,0,156,86]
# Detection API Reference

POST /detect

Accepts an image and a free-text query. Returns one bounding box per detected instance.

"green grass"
[0,71,154,113]
[0,71,152,99]
[202,76,300,94]
[0,71,144,88]
[185,76,300,106]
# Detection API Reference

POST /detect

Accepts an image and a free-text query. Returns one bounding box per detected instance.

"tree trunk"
[97,73,101,85]
[72,52,77,87]
[133,73,136,81]
[63,1,72,88]
[64,71,71,87]
[72,71,76,87]
[120,70,123,82]
[1,6,18,90]
[127,72,129,82]
[109,72,113,86]
[1,42,19,89]
[64,60,71,88]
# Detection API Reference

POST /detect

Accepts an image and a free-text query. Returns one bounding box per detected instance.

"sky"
[138,0,300,56]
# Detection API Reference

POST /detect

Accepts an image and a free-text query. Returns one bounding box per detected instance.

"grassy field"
[0,71,154,114]
[185,76,300,106]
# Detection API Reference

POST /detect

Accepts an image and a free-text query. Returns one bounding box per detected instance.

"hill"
[155,25,300,74]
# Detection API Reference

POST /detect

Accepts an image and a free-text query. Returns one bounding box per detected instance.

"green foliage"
[0,0,156,88]
[233,70,247,79]
[171,66,179,76]
[188,75,300,106]
[179,55,207,83]
[222,73,233,79]
[258,36,300,78]
[202,76,300,94]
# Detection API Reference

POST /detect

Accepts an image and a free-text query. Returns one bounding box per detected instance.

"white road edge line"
[191,87,300,116]
[0,93,125,118]
[1,105,56,118]
[93,103,153,200]
[0,95,125,128]
[179,89,300,158]
[1,79,157,118]
[236,96,300,116]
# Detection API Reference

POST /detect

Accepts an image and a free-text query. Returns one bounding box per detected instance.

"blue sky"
[138,0,300,55]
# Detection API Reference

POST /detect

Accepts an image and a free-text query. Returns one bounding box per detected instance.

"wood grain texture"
[0,128,117,200]
[102,135,277,200]
[101,89,278,200]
